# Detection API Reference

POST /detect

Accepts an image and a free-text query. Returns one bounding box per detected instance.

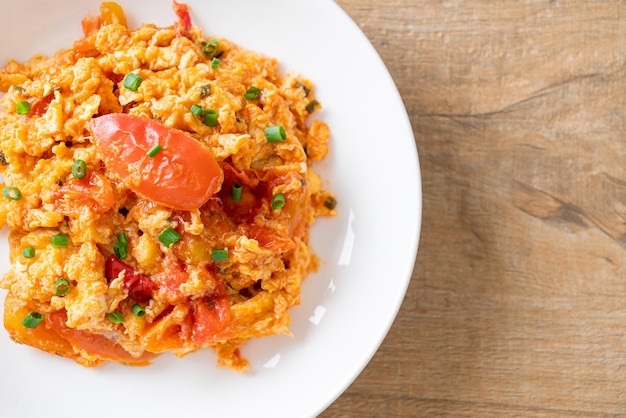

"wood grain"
[322,1,626,417]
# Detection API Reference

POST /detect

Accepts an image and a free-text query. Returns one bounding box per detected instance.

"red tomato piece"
[53,170,115,215]
[81,14,101,37]
[239,224,296,253]
[104,256,154,303]
[191,280,234,344]
[48,310,158,365]
[90,114,223,211]
[172,0,192,38]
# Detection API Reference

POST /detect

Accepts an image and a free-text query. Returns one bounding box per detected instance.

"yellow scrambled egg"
[0,2,335,371]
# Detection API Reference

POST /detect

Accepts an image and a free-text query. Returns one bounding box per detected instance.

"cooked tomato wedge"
[104,255,154,303]
[90,114,223,211]
[172,0,192,38]
[47,310,158,365]
[52,170,115,214]
[191,279,234,343]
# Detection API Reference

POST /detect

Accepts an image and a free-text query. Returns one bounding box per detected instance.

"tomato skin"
[53,170,115,215]
[47,310,158,365]
[191,279,234,344]
[172,0,192,38]
[90,114,223,211]
[104,256,154,303]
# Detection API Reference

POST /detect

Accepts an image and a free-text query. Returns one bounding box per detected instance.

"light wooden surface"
[322,1,626,417]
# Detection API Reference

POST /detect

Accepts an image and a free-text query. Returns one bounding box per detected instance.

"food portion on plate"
[0,1,335,371]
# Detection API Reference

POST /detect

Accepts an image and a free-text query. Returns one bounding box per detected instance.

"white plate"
[0,1,421,417]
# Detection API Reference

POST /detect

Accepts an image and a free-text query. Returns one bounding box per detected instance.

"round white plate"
[0,1,421,417]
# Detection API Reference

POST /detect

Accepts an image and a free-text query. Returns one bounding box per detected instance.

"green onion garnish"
[265,125,286,142]
[22,247,35,258]
[231,183,243,202]
[158,227,182,247]
[113,232,128,260]
[244,86,261,100]
[51,234,69,248]
[305,99,320,113]
[72,159,87,179]
[21,312,44,329]
[132,303,146,317]
[16,101,30,115]
[107,311,124,323]
[123,73,142,91]
[203,39,219,57]
[211,58,221,70]
[118,232,128,246]
[211,248,228,261]
[203,109,218,127]
[3,186,22,200]
[324,196,337,210]
[54,278,71,297]
[147,144,162,158]
[190,104,204,117]
[200,84,211,98]
[271,193,286,210]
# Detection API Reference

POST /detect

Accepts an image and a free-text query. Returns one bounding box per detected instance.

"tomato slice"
[172,0,192,38]
[47,310,158,365]
[104,256,154,303]
[90,114,223,211]
[191,279,235,343]
[52,170,115,215]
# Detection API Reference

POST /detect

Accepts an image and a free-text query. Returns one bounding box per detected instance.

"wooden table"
[322,1,626,416]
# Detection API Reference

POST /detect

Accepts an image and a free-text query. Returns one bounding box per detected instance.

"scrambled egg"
[0,2,335,371]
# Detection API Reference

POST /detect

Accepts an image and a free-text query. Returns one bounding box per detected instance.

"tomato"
[90,114,223,211]
[81,15,101,37]
[99,2,127,27]
[172,1,192,38]
[238,223,296,253]
[53,170,115,214]
[191,280,234,343]
[3,294,156,366]
[47,310,158,365]
[105,255,154,303]
[81,1,126,36]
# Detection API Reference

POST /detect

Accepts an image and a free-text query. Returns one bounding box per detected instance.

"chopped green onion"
[54,278,71,297]
[158,227,182,247]
[132,303,146,317]
[51,234,69,248]
[211,248,228,261]
[72,159,87,179]
[107,311,124,323]
[231,183,243,202]
[16,101,30,115]
[113,232,128,260]
[244,86,261,100]
[211,58,221,70]
[271,193,286,210]
[305,99,320,113]
[190,104,204,117]
[203,39,219,57]
[203,109,218,127]
[3,186,22,200]
[118,232,128,246]
[324,196,337,210]
[123,73,142,91]
[265,125,286,142]
[21,312,44,329]
[113,242,127,260]
[22,247,35,258]
[200,84,211,98]
[147,144,163,158]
